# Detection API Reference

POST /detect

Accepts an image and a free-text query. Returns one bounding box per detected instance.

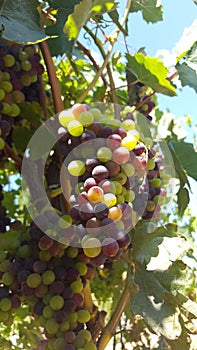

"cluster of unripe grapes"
[0,39,44,154]
[52,103,169,262]
[0,222,97,350]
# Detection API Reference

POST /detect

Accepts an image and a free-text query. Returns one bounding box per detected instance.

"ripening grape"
[82,237,102,258]
[92,165,109,182]
[108,206,122,221]
[106,134,122,150]
[102,237,119,257]
[72,103,87,119]
[112,146,130,164]
[87,186,104,203]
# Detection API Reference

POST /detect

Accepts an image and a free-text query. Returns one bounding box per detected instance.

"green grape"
[43,305,54,319]
[0,137,5,150]
[3,314,14,327]
[3,72,10,81]
[116,194,125,204]
[19,50,29,61]
[54,337,65,350]
[67,120,83,136]
[59,320,70,332]
[43,293,52,305]
[125,189,135,202]
[147,158,155,170]
[121,134,138,151]
[1,102,12,115]
[0,88,5,100]
[146,200,156,212]
[0,298,12,312]
[24,45,36,56]
[0,259,11,272]
[39,250,51,262]
[97,147,112,162]
[20,74,32,86]
[58,215,72,229]
[77,309,90,323]
[4,54,15,67]
[82,238,102,258]
[78,329,92,343]
[121,119,135,131]
[26,273,42,288]
[50,295,64,311]
[66,246,79,258]
[151,178,161,188]
[0,81,13,93]
[144,137,153,147]
[84,343,97,350]
[70,279,83,293]
[68,160,86,177]
[10,103,20,117]
[0,310,9,322]
[78,111,94,126]
[0,251,7,262]
[12,90,25,103]
[21,60,32,71]
[121,163,135,177]
[17,245,32,258]
[58,110,75,127]
[42,270,55,285]
[66,311,77,323]
[45,318,59,335]
[38,315,46,327]
[75,261,88,276]
[30,75,38,83]
[89,107,102,121]
[113,181,123,195]
[2,272,14,286]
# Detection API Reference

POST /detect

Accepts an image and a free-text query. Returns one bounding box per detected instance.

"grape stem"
[39,41,64,113]
[4,142,22,167]
[97,266,139,350]
[76,0,132,104]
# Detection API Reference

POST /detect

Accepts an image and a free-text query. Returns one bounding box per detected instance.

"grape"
[49,281,64,296]
[108,206,122,221]
[78,329,92,343]
[78,111,94,126]
[63,299,75,313]
[87,186,104,203]
[106,133,122,150]
[0,310,9,322]
[1,102,12,115]
[122,119,135,131]
[103,193,117,207]
[102,238,119,257]
[3,54,15,67]
[59,110,75,127]
[92,165,109,182]
[84,177,97,191]
[97,147,112,162]
[61,344,75,350]
[67,120,83,137]
[70,279,83,293]
[113,172,127,185]
[0,298,12,312]
[89,107,102,121]
[68,160,86,176]
[39,235,54,250]
[121,163,135,177]
[84,343,97,350]
[77,309,90,323]
[35,283,48,298]
[82,238,102,258]
[50,295,64,311]
[54,310,67,324]
[116,229,131,249]
[72,103,87,119]
[0,88,5,100]
[100,125,112,138]
[94,203,109,219]
[26,273,42,288]
[147,158,155,170]
[121,134,138,151]
[42,270,56,285]
[151,178,161,188]
[85,158,100,173]
[86,217,101,235]
[21,60,32,71]
[88,121,102,135]
[73,293,84,308]
[112,146,130,164]
[46,318,59,335]
[105,160,120,177]
[0,137,5,150]
[81,130,96,142]
[146,200,156,212]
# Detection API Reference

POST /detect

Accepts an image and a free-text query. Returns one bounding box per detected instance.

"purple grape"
[92,165,109,182]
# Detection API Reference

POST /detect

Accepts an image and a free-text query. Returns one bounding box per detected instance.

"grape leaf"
[176,62,197,93]
[184,42,197,72]
[64,0,93,40]
[168,142,191,189]
[130,0,163,23]
[0,0,46,43]
[45,9,74,56]
[126,53,177,96]
[131,264,182,340]
[12,127,34,153]
[135,112,151,138]
[177,187,190,216]
[132,223,189,271]
[171,141,197,181]
[173,19,197,62]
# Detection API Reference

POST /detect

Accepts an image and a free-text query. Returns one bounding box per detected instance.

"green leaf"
[131,264,182,340]
[64,0,94,40]
[108,9,128,35]
[184,42,197,72]
[171,141,197,181]
[92,0,117,14]
[0,0,46,43]
[166,327,191,350]
[176,62,197,93]
[177,187,190,216]
[12,127,33,153]
[45,9,75,56]
[130,0,163,23]
[126,53,176,96]
[20,102,42,127]
[132,223,189,271]
[168,142,191,188]
[135,112,151,139]
[173,19,197,62]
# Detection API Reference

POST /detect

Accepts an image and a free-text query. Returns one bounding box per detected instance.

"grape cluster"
[0,224,97,350]
[54,104,169,263]
[0,39,44,155]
